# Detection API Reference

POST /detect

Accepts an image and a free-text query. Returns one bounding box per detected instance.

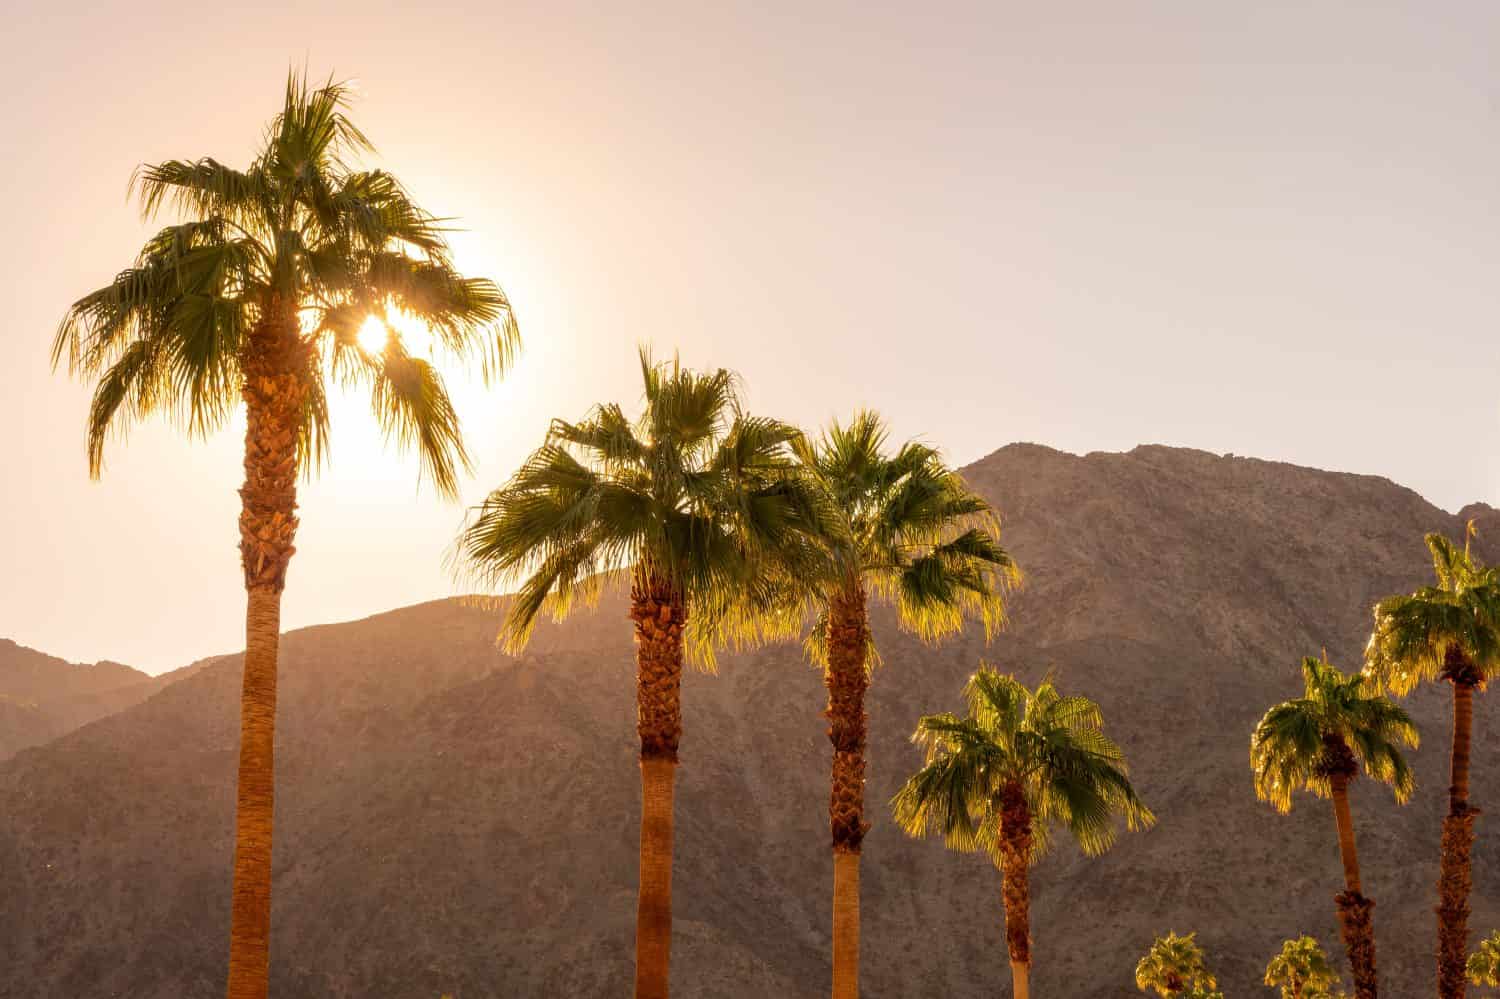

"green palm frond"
[746,410,1020,672]
[1135,932,1216,997]
[1366,532,1500,694]
[892,666,1154,865]
[1264,936,1341,999]
[1251,655,1418,812]
[456,349,814,666]
[54,68,519,485]
[1470,929,1500,987]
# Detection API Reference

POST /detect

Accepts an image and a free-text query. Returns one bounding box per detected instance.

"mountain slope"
[0,640,153,759]
[2,443,1497,997]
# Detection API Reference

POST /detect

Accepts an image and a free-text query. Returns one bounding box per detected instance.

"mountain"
[3,443,1498,997]
[0,640,152,760]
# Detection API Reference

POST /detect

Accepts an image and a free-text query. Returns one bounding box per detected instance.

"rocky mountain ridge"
[3,442,1498,997]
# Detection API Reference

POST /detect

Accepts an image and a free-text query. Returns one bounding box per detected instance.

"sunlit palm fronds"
[1135,931,1216,997]
[1264,936,1342,999]
[1365,531,1500,694]
[892,667,1154,862]
[1470,930,1500,988]
[456,348,819,664]
[1251,656,1419,812]
[54,69,519,489]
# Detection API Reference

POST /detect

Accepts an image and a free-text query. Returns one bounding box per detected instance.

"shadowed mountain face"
[3,443,1499,997]
[0,640,151,760]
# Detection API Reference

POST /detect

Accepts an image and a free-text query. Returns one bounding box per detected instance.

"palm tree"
[1135,931,1217,997]
[729,412,1018,999]
[1470,930,1500,989]
[1470,932,1500,992]
[1265,936,1343,999]
[1366,530,1500,999]
[1251,656,1418,999]
[52,72,518,999]
[892,668,1153,999]
[456,351,812,999]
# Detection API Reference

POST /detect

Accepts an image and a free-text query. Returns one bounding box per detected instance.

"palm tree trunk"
[630,573,686,999]
[1330,772,1378,999]
[832,853,860,999]
[226,305,305,999]
[1437,674,1479,999]
[999,783,1032,999]
[826,582,870,999]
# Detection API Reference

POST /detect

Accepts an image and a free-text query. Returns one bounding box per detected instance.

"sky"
[4,2,1499,674]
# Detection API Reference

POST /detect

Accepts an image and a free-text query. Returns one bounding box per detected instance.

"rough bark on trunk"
[1437,808,1477,999]
[1337,891,1377,999]
[826,582,869,999]
[1437,667,1480,999]
[630,573,686,999]
[999,783,1032,999]
[1323,736,1378,999]
[226,305,305,999]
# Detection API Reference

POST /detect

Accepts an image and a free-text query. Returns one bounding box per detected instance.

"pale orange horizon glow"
[4,3,1500,674]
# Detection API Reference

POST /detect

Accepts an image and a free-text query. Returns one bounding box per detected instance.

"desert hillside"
[0,640,155,760]
[3,443,1497,997]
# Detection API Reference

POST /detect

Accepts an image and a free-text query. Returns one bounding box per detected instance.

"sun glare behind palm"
[357,314,389,353]
[356,309,438,357]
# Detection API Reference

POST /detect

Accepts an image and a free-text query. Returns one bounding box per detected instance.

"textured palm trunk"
[999,783,1032,999]
[225,305,305,999]
[629,572,686,999]
[826,582,870,999]
[1437,664,1479,999]
[1330,766,1377,999]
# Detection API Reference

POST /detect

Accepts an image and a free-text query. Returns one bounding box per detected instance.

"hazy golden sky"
[5,2,1499,673]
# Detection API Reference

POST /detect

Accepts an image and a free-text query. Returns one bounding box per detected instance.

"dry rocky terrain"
[3,443,1498,997]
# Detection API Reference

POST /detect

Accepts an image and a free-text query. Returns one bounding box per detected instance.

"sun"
[356,310,435,356]
[357,314,389,353]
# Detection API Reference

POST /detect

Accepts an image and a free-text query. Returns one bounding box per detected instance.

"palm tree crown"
[892,668,1153,860]
[457,348,813,660]
[1264,936,1342,999]
[743,410,1019,659]
[1470,930,1500,988]
[1135,931,1217,996]
[1365,531,1500,693]
[53,71,518,493]
[1251,656,1418,812]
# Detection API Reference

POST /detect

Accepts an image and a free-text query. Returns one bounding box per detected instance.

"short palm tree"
[52,73,518,999]
[734,412,1018,999]
[456,351,812,999]
[1366,530,1500,999]
[1265,936,1343,999]
[1135,931,1217,997]
[1470,930,1500,989]
[1251,656,1418,999]
[893,668,1153,999]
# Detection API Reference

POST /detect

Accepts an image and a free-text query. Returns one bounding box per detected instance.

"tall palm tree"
[456,351,813,999]
[1265,936,1343,999]
[892,668,1153,999]
[731,411,1018,999]
[52,72,518,999]
[1469,930,1500,989]
[1135,931,1217,997]
[1366,530,1500,999]
[1250,656,1418,999]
